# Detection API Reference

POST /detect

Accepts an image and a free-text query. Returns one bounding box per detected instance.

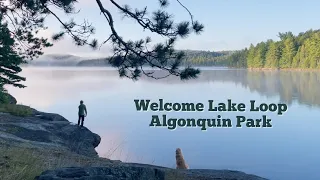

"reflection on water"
[6,67,320,180]
[138,69,320,108]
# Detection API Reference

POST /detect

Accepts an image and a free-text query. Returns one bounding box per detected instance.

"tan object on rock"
[176,148,189,169]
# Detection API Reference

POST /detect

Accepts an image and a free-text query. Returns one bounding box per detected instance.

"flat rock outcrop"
[35,164,267,180]
[0,109,100,157]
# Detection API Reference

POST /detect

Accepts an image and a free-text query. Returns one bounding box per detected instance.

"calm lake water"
[7,67,320,180]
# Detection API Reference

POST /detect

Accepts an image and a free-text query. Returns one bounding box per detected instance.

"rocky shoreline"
[0,109,100,158]
[0,96,268,180]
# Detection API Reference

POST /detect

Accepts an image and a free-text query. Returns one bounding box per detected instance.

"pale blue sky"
[41,0,320,57]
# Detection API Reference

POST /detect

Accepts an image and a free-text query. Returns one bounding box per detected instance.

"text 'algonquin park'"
[2,0,320,180]
[134,99,288,130]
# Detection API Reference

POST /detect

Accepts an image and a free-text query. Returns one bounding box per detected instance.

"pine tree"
[0,16,26,89]
[265,41,279,68]
[292,47,300,68]
[247,44,255,68]
[307,33,320,68]
[253,48,263,68]
[279,37,296,68]
[252,42,267,68]
[298,45,307,68]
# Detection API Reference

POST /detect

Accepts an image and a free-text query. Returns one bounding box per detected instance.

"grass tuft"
[0,104,33,117]
[0,144,117,180]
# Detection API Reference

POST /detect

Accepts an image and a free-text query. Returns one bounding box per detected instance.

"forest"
[224,29,320,69]
[180,50,233,66]
[76,50,235,67]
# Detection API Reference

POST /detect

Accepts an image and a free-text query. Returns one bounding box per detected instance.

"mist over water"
[7,67,320,180]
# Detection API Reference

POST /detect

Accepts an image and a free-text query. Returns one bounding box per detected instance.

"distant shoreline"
[21,65,320,72]
[246,67,320,71]
[20,65,229,70]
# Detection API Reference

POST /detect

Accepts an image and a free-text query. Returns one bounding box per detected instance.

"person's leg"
[80,116,84,127]
[78,115,81,126]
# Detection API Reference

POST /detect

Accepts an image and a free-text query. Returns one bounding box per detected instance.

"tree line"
[225,29,320,69]
[181,50,233,66]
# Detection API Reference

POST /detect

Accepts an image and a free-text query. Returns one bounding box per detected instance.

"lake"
[7,67,320,180]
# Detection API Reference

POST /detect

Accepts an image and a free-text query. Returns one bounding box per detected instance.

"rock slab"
[0,110,100,157]
[35,165,268,180]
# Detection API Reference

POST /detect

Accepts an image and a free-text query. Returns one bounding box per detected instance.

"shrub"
[0,87,9,104]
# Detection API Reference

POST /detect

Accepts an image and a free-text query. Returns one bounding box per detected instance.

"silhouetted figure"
[78,100,87,127]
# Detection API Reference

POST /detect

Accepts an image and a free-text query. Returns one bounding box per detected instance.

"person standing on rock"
[78,100,87,127]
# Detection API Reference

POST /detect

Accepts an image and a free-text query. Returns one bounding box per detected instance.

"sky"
[39,0,320,57]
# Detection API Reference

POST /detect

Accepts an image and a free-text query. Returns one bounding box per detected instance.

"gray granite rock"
[35,165,267,180]
[0,111,100,157]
